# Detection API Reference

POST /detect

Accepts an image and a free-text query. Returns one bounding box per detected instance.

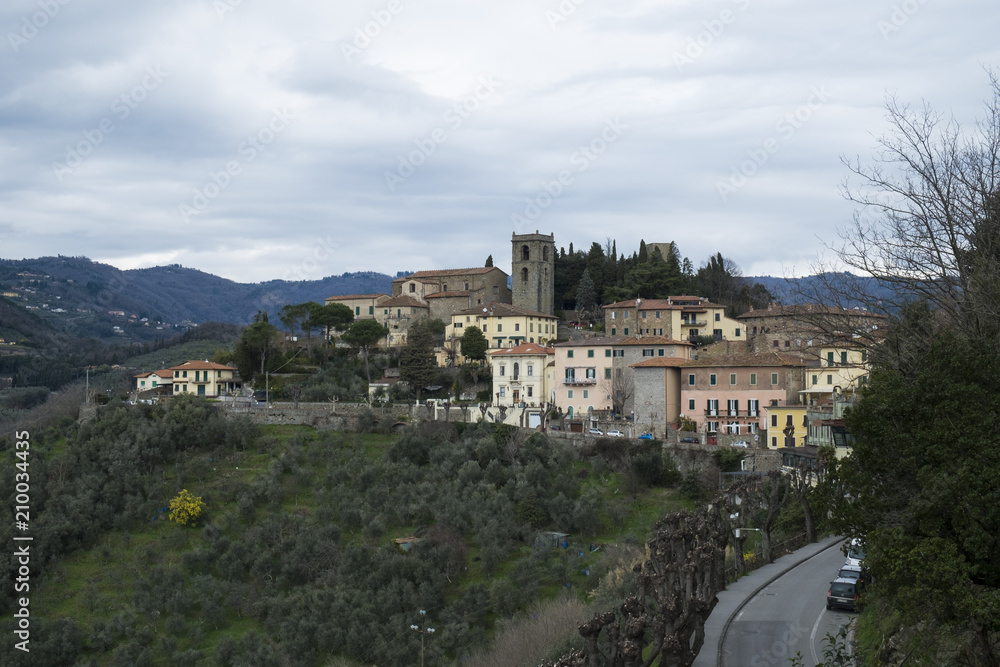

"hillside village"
[139,231,884,466]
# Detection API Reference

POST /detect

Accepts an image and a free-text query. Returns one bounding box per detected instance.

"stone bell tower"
[511,231,555,315]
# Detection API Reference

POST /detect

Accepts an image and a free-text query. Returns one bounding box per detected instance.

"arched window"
[522,245,530,261]
[542,246,549,261]
[521,267,529,282]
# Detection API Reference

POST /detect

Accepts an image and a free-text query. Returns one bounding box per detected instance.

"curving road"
[721,540,854,667]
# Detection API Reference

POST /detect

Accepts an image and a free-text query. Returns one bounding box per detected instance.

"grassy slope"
[27,425,691,665]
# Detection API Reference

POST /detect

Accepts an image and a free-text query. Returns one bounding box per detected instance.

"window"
[735,328,741,337]
[588,349,594,358]
[623,327,629,335]
[812,374,818,385]
[527,365,533,376]
[513,363,519,379]
[568,390,574,399]
[750,373,757,385]
[500,386,506,397]
[368,306,374,315]
[654,328,663,335]
[827,374,833,385]
[568,350,574,358]
[464,282,469,290]
[771,373,779,385]
[527,386,533,397]
[708,421,719,433]
[499,365,505,376]
[611,328,616,335]
[530,323,534,332]
[730,373,737,385]
[355,307,360,316]
[727,399,738,416]
[827,351,835,366]
[586,368,596,379]
[688,373,695,385]
[522,244,530,260]
[611,311,617,320]
[583,390,589,399]
[688,399,695,410]
[786,415,793,426]
[641,311,647,319]
[543,246,549,261]
[497,324,502,332]
[772,414,778,427]
[521,268,528,282]
[748,399,759,417]
[624,311,630,319]
[605,349,611,357]
[841,351,848,365]
[715,313,721,321]
[707,399,719,415]
[482,325,487,332]
[642,349,654,357]
[565,368,575,380]
[710,374,717,386]
[409,283,415,292]
[773,340,779,348]
[613,350,624,357]
[658,349,664,356]
[655,310,661,318]
[605,368,611,379]
[515,323,520,331]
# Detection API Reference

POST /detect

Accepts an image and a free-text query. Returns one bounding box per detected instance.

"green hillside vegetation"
[0,398,696,666]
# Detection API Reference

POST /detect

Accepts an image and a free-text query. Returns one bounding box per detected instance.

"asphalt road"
[721,540,854,667]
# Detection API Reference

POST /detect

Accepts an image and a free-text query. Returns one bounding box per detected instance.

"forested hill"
[0,256,393,328]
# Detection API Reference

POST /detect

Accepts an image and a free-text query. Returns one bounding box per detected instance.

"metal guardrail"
[724,532,809,584]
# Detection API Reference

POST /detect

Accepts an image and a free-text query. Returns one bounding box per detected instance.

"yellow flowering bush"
[168,489,206,526]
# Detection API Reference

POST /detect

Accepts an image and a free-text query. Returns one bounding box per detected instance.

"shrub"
[168,489,206,526]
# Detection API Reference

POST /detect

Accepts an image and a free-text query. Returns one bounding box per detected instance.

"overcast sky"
[1,0,998,284]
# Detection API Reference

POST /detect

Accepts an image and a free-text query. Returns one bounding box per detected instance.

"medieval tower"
[511,231,556,315]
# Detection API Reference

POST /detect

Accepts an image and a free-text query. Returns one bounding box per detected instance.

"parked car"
[731,440,750,448]
[638,433,654,440]
[845,538,865,567]
[588,428,603,436]
[679,436,700,444]
[837,563,869,585]
[252,390,269,402]
[606,429,626,437]
[827,577,861,612]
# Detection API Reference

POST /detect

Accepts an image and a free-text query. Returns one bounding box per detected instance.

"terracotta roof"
[680,352,807,368]
[381,295,428,308]
[325,293,389,301]
[630,358,690,368]
[614,335,692,346]
[736,303,889,320]
[392,267,505,282]
[455,302,557,319]
[602,296,725,311]
[553,336,623,347]
[425,290,471,299]
[168,360,238,371]
[135,370,173,379]
[489,343,555,356]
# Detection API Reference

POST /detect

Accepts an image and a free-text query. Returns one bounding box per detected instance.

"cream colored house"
[168,361,241,398]
[603,296,743,342]
[551,337,619,420]
[490,343,554,408]
[447,302,559,361]
[799,344,870,404]
[134,369,174,393]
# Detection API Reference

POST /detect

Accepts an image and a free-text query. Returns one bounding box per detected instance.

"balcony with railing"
[563,377,597,385]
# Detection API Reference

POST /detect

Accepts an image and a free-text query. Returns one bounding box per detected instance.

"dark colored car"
[253,390,269,402]
[827,577,860,612]
[679,436,700,444]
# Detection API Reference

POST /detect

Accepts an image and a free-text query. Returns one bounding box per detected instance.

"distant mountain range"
[0,256,393,344]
